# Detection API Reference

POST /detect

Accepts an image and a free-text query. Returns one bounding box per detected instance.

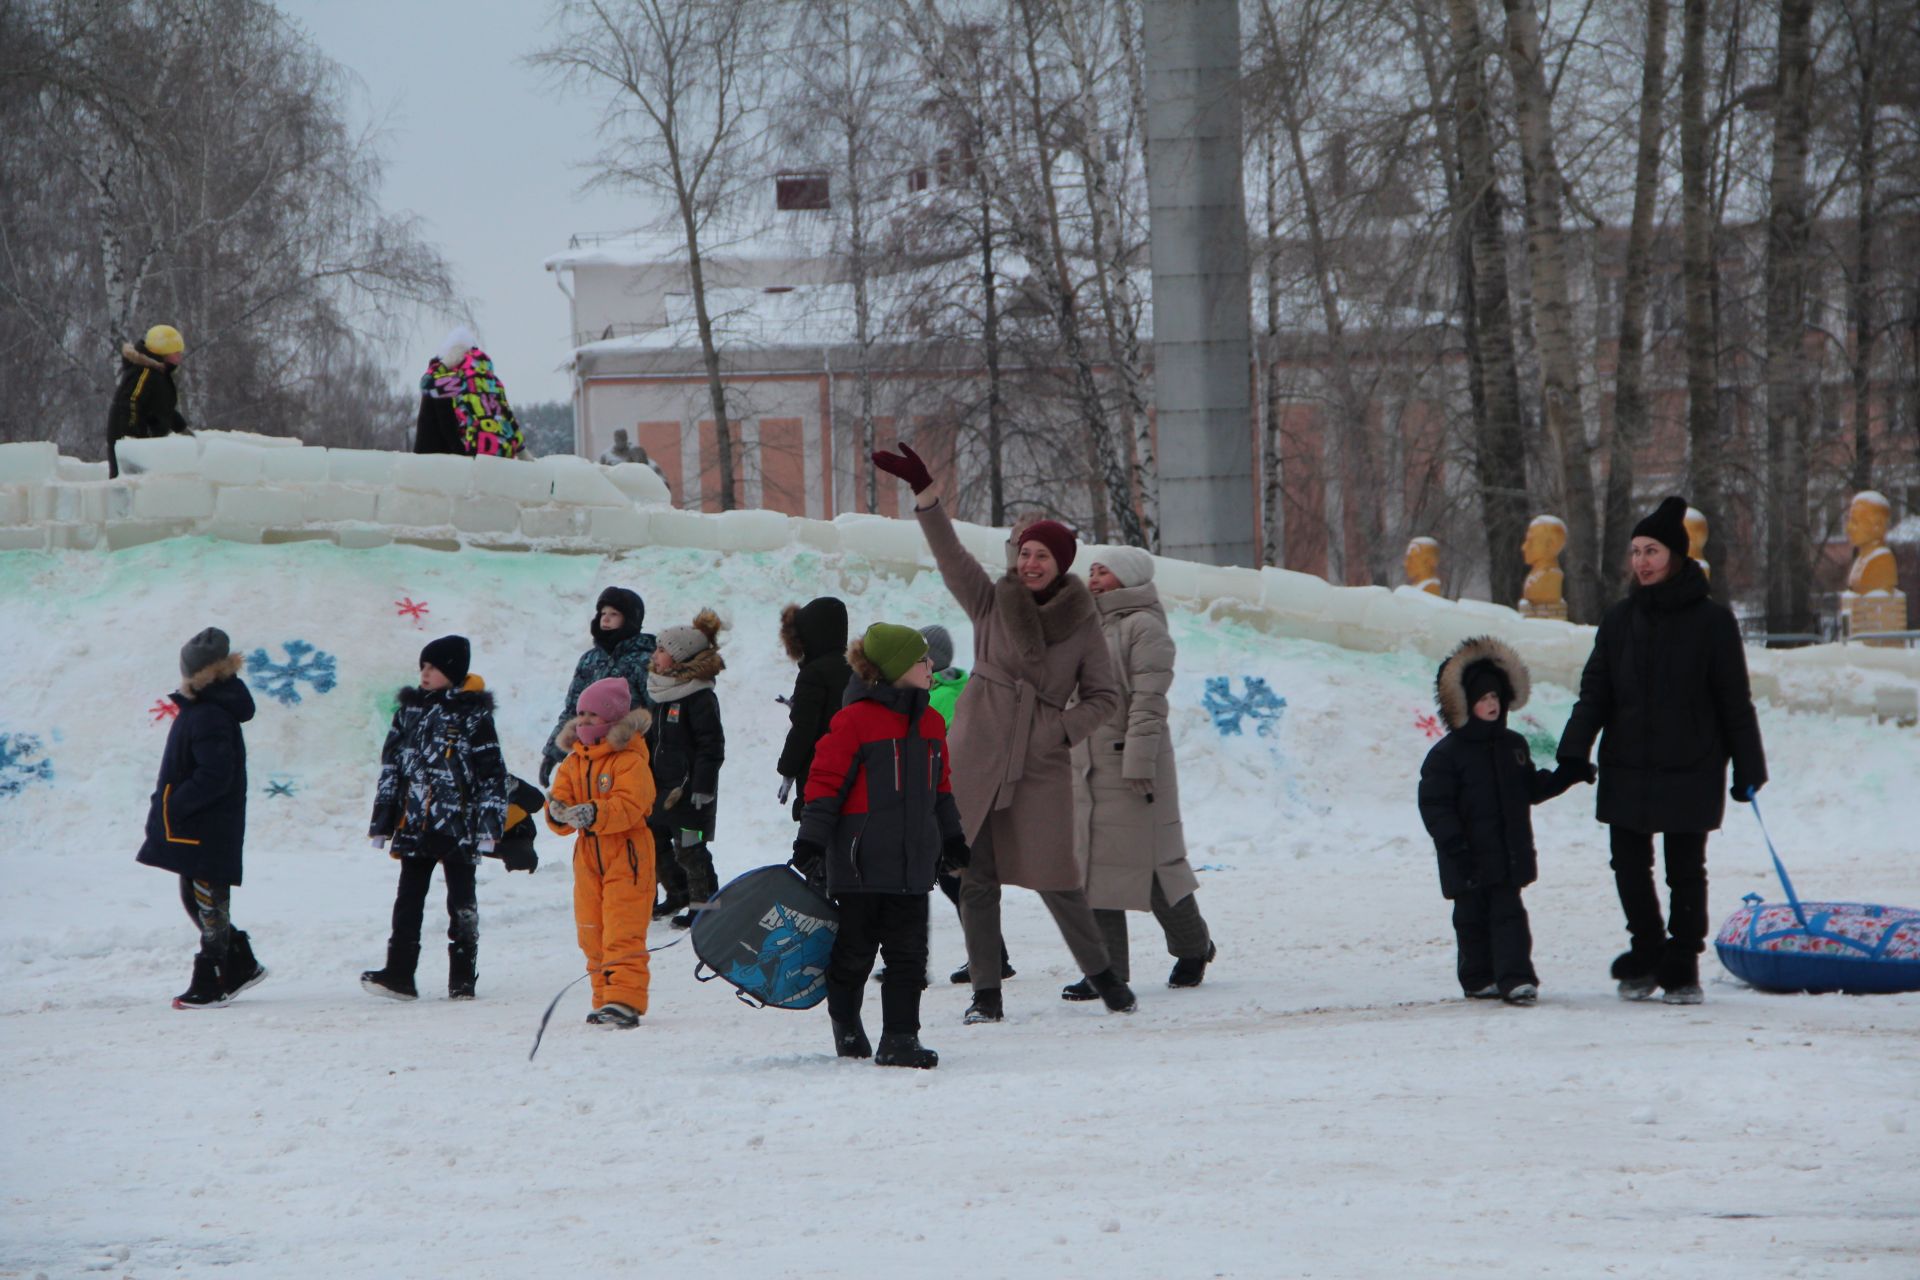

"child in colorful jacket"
[647,609,727,929]
[548,677,658,1028]
[361,635,508,1002]
[791,623,969,1069]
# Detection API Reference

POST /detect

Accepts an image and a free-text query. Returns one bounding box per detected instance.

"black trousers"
[1609,827,1709,955]
[389,851,478,958]
[177,875,233,960]
[1451,882,1537,995]
[826,893,931,1034]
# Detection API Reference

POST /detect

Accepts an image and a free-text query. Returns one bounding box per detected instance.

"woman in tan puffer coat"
[873,443,1133,1024]
[1069,547,1213,995]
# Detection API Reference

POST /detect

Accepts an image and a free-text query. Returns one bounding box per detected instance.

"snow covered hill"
[2,536,1916,1278]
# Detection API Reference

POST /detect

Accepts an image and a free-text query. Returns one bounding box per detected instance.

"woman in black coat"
[776,597,852,820]
[1556,496,1767,1005]
[137,627,268,1007]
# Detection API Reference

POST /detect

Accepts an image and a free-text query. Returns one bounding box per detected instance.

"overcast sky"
[280,0,636,404]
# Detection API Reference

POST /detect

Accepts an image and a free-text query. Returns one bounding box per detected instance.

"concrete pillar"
[1145,0,1255,566]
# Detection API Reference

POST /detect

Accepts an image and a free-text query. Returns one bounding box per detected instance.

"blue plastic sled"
[690,865,838,1010]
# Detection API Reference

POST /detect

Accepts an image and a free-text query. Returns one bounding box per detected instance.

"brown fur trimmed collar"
[557,706,653,751]
[121,342,166,370]
[1435,635,1531,729]
[994,572,1096,663]
[178,652,245,699]
[656,646,725,684]
[779,603,807,661]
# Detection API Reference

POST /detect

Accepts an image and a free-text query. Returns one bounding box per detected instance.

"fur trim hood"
[655,645,726,684]
[994,572,1096,664]
[557,706,653,751]
[121,342,167,371]
[846,636,882,686]
[1435,636,1531,729]
[179,652,246,699]
[780,597,848,664]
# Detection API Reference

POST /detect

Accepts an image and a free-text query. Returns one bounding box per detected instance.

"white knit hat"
[1091,545,1155,587]
[438,324,478,365]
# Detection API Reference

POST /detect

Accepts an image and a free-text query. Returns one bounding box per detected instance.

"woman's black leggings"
[1608,827,1709,954]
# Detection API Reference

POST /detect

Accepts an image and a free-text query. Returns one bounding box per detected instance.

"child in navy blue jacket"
[1417,637,1590,1005]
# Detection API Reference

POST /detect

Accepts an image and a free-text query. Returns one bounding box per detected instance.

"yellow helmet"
[144,324,184,356]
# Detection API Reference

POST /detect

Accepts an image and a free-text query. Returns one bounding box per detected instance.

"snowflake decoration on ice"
[395,597,430,622]
[264,778,297,798]
[1202,677,1287,738]
[0,732,54,798]
[150,699,180,724]
[1415,712,1443,740]
[246,640,339,706]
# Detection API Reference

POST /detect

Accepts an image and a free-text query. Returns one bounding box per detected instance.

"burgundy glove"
[872,443,933,495]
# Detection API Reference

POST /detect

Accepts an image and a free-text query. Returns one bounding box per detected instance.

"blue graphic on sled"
[247,640,338,706]
[691,865,840,1010]
[1203,676,1286,738]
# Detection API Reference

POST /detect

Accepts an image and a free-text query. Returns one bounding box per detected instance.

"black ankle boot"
[832,1017,872,1058]
[174,954,229,1009]
[1167,941,1217,989]
[874,1032,938,1069]
[1085,969,1137,1013]
[448,946,477,1000]
[361,942,420,1001]
[219,930,268,999]
[963,988,1004,1024]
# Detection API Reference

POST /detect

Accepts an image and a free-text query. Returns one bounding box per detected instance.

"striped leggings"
[178,876,233,959]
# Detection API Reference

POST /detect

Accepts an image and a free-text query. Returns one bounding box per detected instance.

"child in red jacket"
[790,623,967,1069]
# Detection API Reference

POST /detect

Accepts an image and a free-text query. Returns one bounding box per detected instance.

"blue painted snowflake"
[1203,676,1287,738]
[0,732,54,798]
[247,640,338,706]
[265,778,297,798]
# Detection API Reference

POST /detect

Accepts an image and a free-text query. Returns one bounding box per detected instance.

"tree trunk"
[1500,0,1602,622]
[1445,0,1531,608]
[1763,0,1815,637]
[1261,131,1286,570]
[680,201,735,512]
[981,191,1006,528]
[1678,0,1726,591]
[1604,0,1670,584]
[1846,0,1880,493]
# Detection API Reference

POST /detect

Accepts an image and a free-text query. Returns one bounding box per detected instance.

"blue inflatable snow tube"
[1715,897,1920,995]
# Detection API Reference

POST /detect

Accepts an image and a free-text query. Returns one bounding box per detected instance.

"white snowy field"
[2,537,1916,1280]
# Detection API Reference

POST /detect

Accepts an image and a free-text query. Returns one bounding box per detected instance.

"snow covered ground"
[2,537,1916,1279]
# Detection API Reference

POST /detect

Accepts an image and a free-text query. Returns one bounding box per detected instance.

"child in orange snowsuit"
[547,677,658,1027]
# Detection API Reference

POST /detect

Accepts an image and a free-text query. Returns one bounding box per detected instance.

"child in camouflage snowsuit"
[361,635,508,1001]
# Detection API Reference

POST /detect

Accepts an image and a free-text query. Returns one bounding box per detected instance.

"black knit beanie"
[1462,659,1513,713]
[1632,496,1692,566]
[419,635,471,686]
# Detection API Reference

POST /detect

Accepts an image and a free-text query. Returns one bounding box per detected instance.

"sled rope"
[1748,795,1808,930]
[527,935,685,1061]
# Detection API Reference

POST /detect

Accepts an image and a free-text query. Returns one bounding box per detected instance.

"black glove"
[1555,760,1597,787]
[499,847,539,874]
[939,834,971,873]
[1731,782,1762,802]
[790,839,826,884]
[539,756,556,788]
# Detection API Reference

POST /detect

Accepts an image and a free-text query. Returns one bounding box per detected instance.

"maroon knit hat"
[1016,519,1077,574]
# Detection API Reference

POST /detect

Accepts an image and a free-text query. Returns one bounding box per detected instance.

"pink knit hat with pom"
[574,677,631,746]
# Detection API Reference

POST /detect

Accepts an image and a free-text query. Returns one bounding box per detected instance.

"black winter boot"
[1086,969,1138,1013]
[173,954,229,1009]
[219,930,268,1000]
[963,988,1004,1024]
[652,890,689,921]
[832,1017,872,1058]
[949,955,1016,985]
[1060,978,1097,1001]
[1658,940,1703,1005]
[1167,941,1218,989]
[448,946,477,1000]
[1611,945,1661,1001]
[361,943,420,1001]
[874,1032,938,1069]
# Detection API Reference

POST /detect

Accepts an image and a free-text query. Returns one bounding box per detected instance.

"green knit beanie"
[862,622,929,683]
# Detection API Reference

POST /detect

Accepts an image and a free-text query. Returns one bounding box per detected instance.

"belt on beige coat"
[971,660,1066,811]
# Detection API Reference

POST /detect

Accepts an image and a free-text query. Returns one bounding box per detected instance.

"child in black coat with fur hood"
[647,609,727,929]
[1417,637,1591,1005]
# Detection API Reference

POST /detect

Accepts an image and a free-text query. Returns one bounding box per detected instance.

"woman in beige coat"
[1068,547,1214,996]
[874,444,1133,1023]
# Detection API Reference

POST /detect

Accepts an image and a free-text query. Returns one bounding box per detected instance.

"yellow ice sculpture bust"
[1685,506,1710,579]
[1841,491,1906,646]
[1405,537,1442,595]
[1518,515,1567,618]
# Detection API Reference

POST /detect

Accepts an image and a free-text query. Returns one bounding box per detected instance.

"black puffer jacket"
[137,658,254,885]
[369,681,509,857]
[776,597,852,817]
[1556,560,1767,834]
[106,342,188,477]
[647,654,725,836]
[1418,637,1579,898]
